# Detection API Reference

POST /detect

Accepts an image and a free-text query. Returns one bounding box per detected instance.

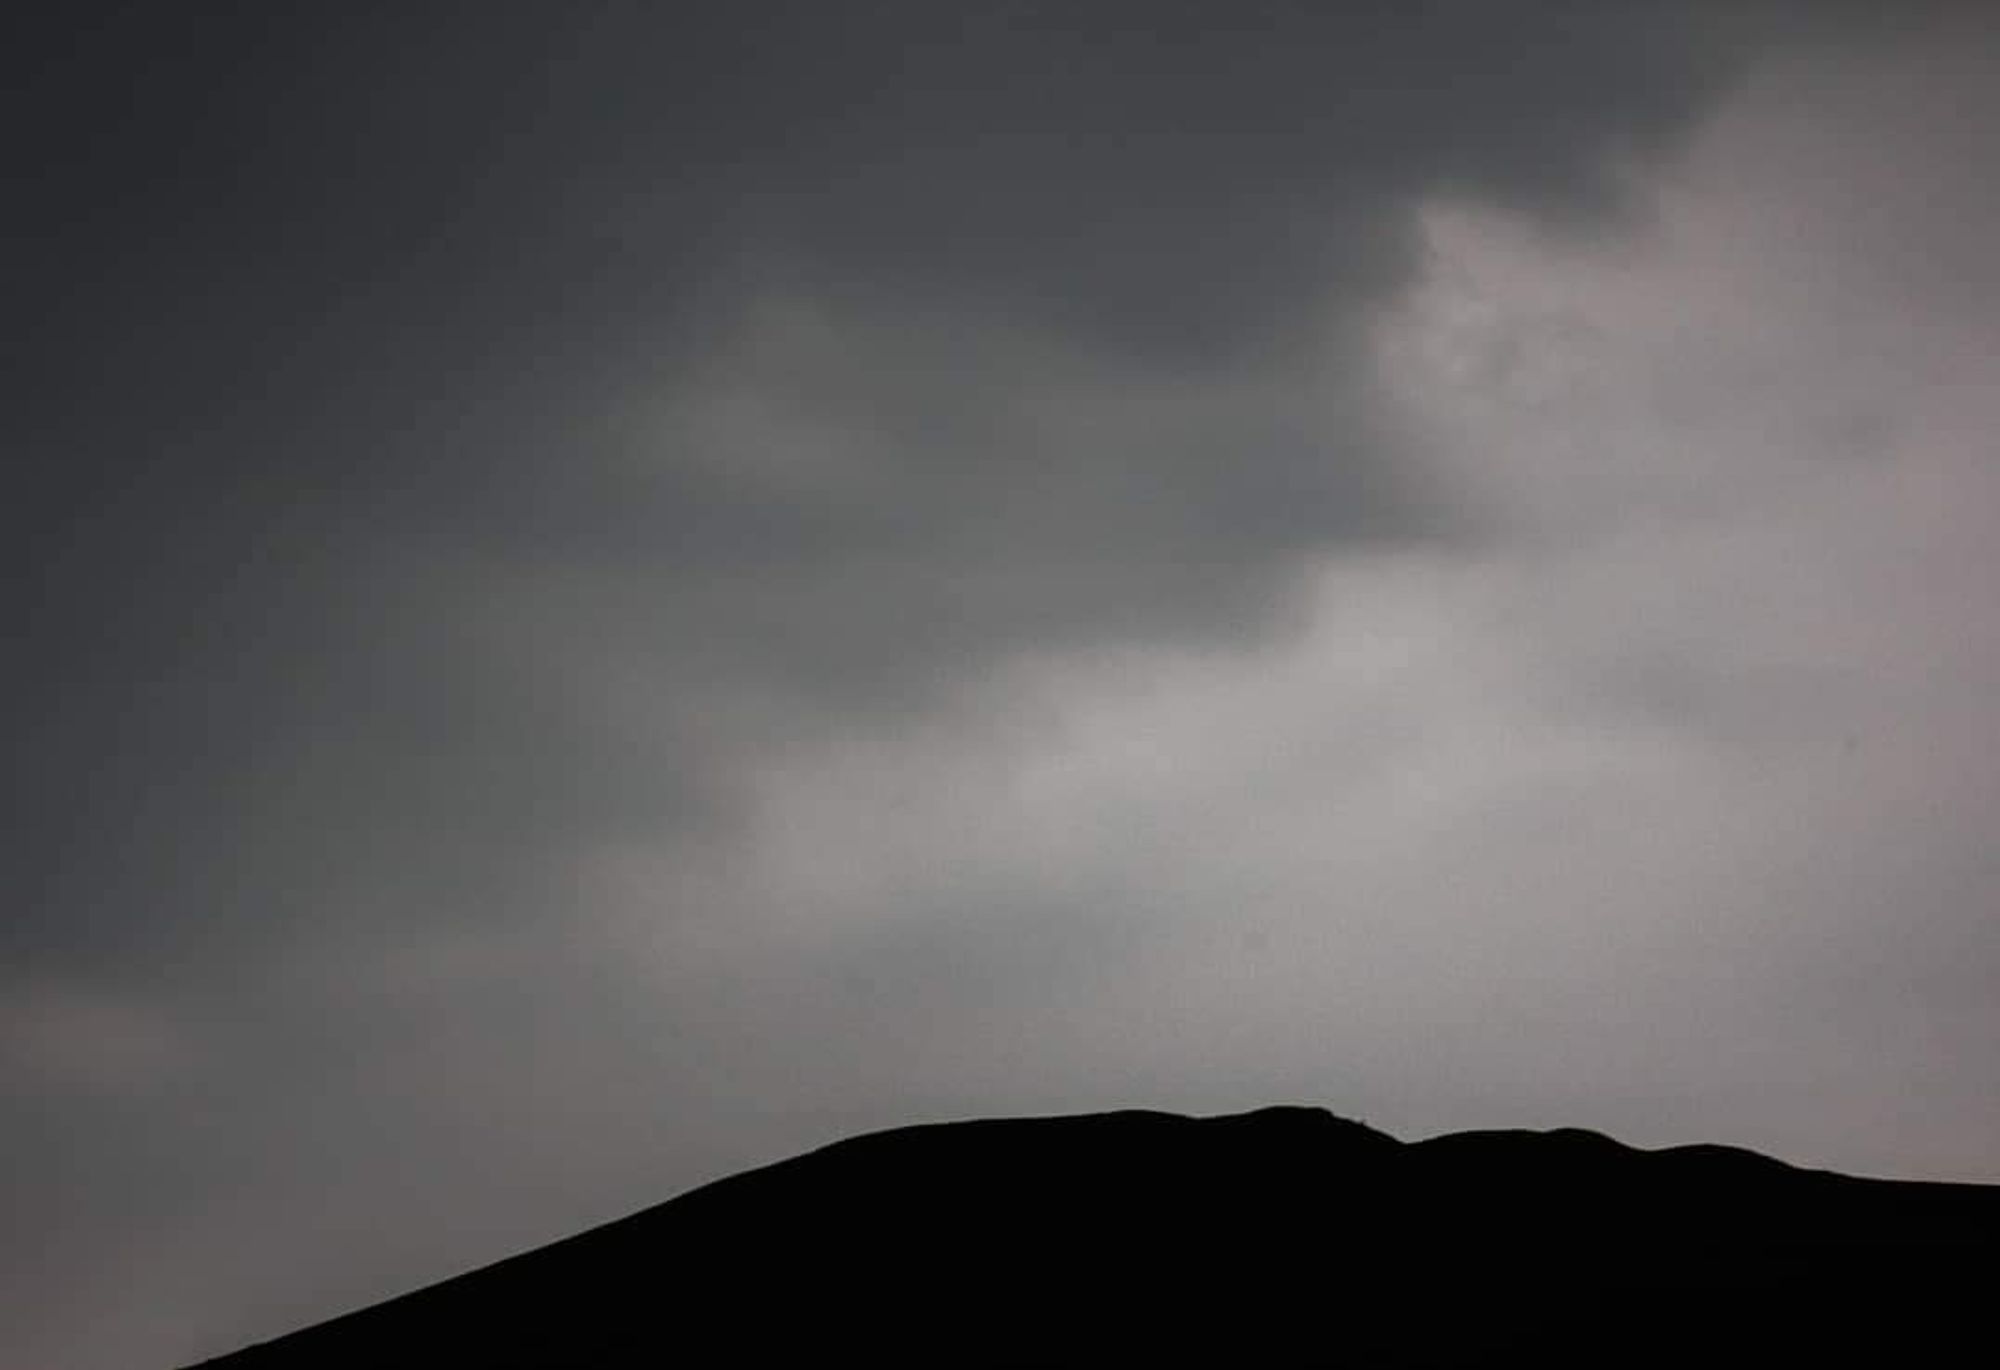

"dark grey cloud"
[9,1,1771,973]
[6,4,1944,1366]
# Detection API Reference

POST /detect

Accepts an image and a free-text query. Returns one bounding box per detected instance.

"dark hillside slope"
[191,1106,1997,1366]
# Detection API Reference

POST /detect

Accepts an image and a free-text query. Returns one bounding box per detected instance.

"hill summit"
[192,1105,1997,1366]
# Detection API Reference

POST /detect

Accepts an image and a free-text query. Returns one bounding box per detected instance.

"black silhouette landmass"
[189,1106,1996,1366]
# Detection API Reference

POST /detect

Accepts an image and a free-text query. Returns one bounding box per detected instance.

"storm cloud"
[10,1,1760,975]
[8,5,1996,1366]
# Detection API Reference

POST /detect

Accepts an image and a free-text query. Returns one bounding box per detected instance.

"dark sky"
[9,4,1999,1365]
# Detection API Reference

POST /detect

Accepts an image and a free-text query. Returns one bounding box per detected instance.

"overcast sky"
[9,3,1999,1365]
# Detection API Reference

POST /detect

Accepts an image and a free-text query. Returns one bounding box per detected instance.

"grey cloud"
[5,4,1927,1366]
[9,1,1777,975]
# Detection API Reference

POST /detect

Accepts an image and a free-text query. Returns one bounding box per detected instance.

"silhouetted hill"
[189,1106,1997,1366]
